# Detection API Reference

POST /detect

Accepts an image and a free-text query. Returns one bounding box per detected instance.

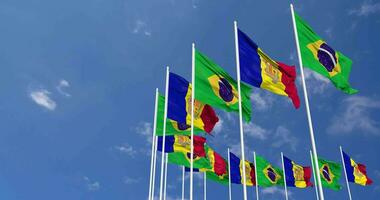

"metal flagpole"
[151,136,158,200]
[204,172,207,200]
[228,148,232,200]
[163,154,168,200]
[281,152,289,200]
[148,89,159,200]
[233,20,248,200]
[253,152,259,200]
[310,150,319,200]
[159,67,170,200]
[290,4,325,200]
[190,43,195,200]
[182,166,185,200]
[340,146,353,200]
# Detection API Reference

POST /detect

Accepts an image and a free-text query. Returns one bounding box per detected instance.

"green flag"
[295,13,358,94]
[155,95,203,136]
[206,171,229,185]
[256,155,284,187]
[195,50,252,122]
[318,158,342,190]
[167,151,211,170]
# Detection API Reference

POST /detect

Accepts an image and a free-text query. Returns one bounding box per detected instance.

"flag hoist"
[233,21,248,200]
[159,67,170,200]
[148,88,159,200]
[290,4,325,200]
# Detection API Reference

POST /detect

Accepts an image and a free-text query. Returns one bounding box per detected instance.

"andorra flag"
[256,154,284,187]
[157,135,206,157]
[238,29,300,109]
[195,50,252,122]
[229,152,256,186]
[342,151,373,186]
[204,147,229,184]
[294,12,358,94]
[283,155,312,188]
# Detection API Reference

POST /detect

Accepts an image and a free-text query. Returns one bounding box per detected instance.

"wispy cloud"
[213,118,224,135]
[327,96,380,135]
[244,122,269,140]
[272,126,298,152]
[349,1,380,16]
[29,89,57,111]
[261,187,291,198]
[114,143,137,157]
[56,79,71,97]
[136,122,153,143]
[303,68,330,94]
[132,20,151,36]
[124,176,141,184]
[324,27,333,39]
[250,91,275,111]
[83,176,100,191]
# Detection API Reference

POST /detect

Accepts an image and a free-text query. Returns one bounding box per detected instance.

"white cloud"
[114,144,137,157]
[261,187,291,198]
[272,126,298,152]
[56,79,71,97]
[213,118,224,135]
[244,122,269,140]
[83,176,100,191]
[250,92,274,111]
[124,176,140,184]
[132,20,151,36]
[324,27,333,39]
[303,68,330,94]
[136,122,153,143]
[29,89,57,111]
[328,96,380,135]
[349,1,380,16]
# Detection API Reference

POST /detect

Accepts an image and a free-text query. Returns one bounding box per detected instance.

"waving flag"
[342,151,373,186]
[238,29,300,108]
[256,155,284,187]
[195,50,252,122]
[168,151,211,170]
[283,155,312,188]
[157,135,206,157]
[295,12,357,94]
[229,152,256,186]
[205,147,229,185]
[318,158,342,190]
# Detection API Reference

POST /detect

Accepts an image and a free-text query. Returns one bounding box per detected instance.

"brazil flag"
[155,95,204,136]
[256,155,284,187]
[195,50,252,122]
[295,13,358,94]
[318,158,342,190]
[168,151,212,170]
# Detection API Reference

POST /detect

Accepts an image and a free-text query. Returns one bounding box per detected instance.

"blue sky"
[0,0,380,199]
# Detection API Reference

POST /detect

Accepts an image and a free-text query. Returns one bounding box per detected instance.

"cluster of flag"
[148,4,371,200]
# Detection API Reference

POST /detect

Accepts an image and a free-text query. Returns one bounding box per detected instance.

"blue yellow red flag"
[342,151,373,186]
[229,152,255,186]
[283,155,312,188]
[157,135,206,157]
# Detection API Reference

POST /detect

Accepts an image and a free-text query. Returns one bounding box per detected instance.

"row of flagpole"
[146,3,361,200]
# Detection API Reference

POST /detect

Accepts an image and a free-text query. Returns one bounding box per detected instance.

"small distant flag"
[168,72,219,133]
[168,151,211,170]
[294,12,358,94]
[229,152,256,186]
[195,50,252,122]
[157,135,206,157]
[256,155,284,187]
[204,147,229,185]
[342,151,373,186]
[318,158,342,190]
[238,29,300,108]
[283,155,312,188]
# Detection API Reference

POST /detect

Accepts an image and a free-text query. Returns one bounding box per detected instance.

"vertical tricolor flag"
[229,152,256,186]
[195,50,252,122]
[205,147,229,185]
[283,155,312,188]
[342,151,373,186]
[238,29,300,108]
[157,135,206,157]
[168,72,219,134]
[294,12,358,94]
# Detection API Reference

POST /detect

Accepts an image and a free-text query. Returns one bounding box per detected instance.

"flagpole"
[280,152,289,200]
[310,150,319,200]
[190,42,195,200]
[340,146,353,200]
[204,172,207,200]
[163,153,168,200]
[253,151,259,200]
[290,4,325,200]
[151,136,158,200]
[148,89,159,200]
[159,66,170,200]
[234,20,248,200]
[228,148,232,200]
[182,166,185,200]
